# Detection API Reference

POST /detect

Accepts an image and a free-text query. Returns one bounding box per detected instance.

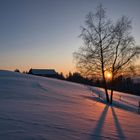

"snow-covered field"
[0,70,140,140]
[89,86,140,113]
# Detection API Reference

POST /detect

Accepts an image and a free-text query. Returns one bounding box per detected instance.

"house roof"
[31,69,57,75]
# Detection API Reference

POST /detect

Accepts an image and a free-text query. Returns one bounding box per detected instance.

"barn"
[29,69,58,78]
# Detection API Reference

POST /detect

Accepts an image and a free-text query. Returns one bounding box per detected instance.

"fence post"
[120,95,121,101]
[99,93,100,98]
[138,101,140,114]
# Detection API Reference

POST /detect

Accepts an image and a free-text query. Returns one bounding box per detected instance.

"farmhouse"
[29,69,58,78]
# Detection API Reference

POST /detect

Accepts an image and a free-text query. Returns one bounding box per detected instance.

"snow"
[0,70,140,140]
[89,86,140,113]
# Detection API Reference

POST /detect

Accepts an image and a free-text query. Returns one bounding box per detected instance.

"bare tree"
[74,5,140,104]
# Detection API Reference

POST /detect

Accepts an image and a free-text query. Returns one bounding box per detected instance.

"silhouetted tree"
[57,72,65,80]
[28,68,33,74]
[74,4,140,104]
[22,71,28,74]
[14,69,20,73]
[66,72,93,85]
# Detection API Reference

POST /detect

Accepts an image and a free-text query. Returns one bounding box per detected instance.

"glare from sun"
[105,71,112,80]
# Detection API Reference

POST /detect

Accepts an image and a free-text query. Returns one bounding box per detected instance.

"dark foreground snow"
[0,70,140,140]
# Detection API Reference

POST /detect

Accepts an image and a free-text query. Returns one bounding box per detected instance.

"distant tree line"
[65,72,140,96]
[14,69,140,96]
[66,72,93,85]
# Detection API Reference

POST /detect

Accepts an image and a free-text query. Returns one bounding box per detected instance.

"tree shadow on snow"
[89,105,110,140]
[89,104,126,140]
[111,107,125,140]
[81,95,127,139]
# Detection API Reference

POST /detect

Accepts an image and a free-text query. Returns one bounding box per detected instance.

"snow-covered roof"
[30,69,57,75]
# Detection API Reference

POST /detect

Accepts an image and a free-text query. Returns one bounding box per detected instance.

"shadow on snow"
[81,95,126,140]
[89,105,126,140]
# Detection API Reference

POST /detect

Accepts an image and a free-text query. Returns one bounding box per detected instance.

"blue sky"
[0,0,140,74]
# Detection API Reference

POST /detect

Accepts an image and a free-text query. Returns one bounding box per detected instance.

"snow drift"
[0,70,140,140]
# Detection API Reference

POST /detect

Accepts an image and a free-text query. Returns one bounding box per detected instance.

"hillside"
[0,70,140,140]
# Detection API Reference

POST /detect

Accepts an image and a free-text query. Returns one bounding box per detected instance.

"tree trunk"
[110,79,114,104]
[105,88,110,103]
[104,84,110,103]
[103,76,110,103]
[110,88,114,104]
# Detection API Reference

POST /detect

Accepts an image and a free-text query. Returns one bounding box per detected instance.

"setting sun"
[105,71,112,80]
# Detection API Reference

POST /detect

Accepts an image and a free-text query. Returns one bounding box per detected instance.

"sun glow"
[105,71,112,80]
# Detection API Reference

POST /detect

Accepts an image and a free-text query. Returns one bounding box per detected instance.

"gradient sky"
[0,0,140,74]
